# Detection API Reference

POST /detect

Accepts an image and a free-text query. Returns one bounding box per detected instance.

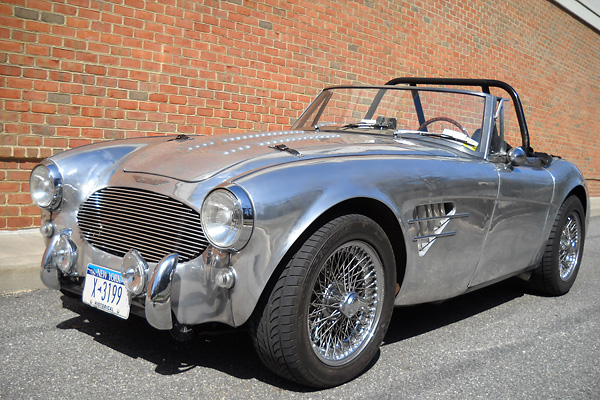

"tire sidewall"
[546,197,585,294]
[291,215,396,387]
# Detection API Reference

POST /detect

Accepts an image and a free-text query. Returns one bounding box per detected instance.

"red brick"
[23,68,48,79]
[10,54,35,66]
[7,216,34,228]
[169,95,187,105]
[81,107,102,117]
[5,124,31,134]
[149,93,168,102]
[46,115,69,126]
[0,65,20,76]
[43,137,68,148]
[23,90,47,101]
[20,113,45,124]
[34,80,59,91]
[20,205,40,216]
[0,40,23,52]
[5,101,31,112]
[57,104,80,116]
[70,117,93,127]
[85,64,106,75]
[7,193,33,205]
[18,136,42,147]
[117,100,138,110]
[29,0,52,12]
[31,103,56,114]
[72,95,95,106]
[52,47,75,60]
[56,127,79,137]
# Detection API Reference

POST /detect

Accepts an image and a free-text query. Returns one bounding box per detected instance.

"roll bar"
[385,78,531,155]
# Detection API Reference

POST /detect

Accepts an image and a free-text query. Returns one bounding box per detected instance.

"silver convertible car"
[30,78,588,388]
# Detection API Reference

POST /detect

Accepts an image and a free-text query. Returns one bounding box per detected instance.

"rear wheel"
[528,196,585,296]
[249,214,396,388]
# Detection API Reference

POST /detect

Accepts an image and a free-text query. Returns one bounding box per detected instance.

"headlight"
[201,186,254,251]
[30,163,62,209]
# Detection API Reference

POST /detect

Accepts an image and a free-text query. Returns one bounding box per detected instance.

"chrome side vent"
[408,202,468,256]
[77,187,208,263]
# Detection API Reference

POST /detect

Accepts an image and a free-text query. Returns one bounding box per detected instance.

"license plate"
[82,264,131,319]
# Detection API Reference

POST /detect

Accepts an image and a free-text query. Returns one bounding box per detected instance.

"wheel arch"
[318,198,407,291]
[251,197,407,319]
[565,185,587,216]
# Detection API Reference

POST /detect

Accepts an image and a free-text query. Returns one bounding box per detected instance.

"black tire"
[249,214,396,388]
[528,196,585,296]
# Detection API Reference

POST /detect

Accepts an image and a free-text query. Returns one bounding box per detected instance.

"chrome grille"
[77,187,207,263]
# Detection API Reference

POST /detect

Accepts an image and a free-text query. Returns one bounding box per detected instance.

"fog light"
[121,249,149,296]
[215,267,236,289]
[52,229,77,273]
[40,221,54,238]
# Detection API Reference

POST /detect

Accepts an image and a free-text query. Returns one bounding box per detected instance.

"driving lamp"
[52,230,77,273]
[121,249,149,296]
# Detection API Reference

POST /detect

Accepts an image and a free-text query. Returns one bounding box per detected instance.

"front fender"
[226,156,406,326]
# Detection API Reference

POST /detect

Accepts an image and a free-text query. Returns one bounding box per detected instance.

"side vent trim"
[408,202,469,256]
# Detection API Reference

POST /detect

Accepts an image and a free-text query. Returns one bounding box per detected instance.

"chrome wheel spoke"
[558,213,581,280]
[308,241,384,366]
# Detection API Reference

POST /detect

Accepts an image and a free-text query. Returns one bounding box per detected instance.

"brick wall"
[1,0,599,230]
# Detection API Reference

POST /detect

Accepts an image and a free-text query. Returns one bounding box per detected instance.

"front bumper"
[41,230,236,330]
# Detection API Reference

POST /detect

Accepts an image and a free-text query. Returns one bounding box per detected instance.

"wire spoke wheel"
[528,196,585,296]
[558,212,581,281]
[249,214,396,388]
[308,240,383,366]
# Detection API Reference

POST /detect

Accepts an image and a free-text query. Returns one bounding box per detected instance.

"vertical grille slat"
[77,187,207,263]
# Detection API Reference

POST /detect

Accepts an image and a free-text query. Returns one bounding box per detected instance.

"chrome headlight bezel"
[201,186,254,251]
[30,162,63,209]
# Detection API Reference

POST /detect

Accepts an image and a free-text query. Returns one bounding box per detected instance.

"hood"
[120,131,458,182]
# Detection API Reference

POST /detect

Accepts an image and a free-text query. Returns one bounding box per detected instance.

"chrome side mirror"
[507,146,527,166]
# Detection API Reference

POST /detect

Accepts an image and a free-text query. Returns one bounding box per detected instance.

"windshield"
[293,87,486,151]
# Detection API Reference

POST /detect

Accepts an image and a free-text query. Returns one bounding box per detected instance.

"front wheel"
[528,196,585,296]
[249,214,396,388]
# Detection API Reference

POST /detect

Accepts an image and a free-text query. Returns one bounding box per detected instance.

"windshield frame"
[292,85,497,158]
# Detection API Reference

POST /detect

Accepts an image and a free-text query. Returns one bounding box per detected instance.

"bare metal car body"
[31,78,588,388]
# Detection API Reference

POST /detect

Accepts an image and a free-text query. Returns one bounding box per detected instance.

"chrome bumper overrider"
[145,253,179,330]
[40,232,66,290]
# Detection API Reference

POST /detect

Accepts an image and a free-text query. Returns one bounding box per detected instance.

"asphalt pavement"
[0,217,598,399]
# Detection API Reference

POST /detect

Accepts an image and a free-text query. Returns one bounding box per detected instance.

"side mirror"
[507,146,527,166]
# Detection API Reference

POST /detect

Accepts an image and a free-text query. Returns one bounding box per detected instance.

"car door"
[394,155,500,305]
[468,158,554,287]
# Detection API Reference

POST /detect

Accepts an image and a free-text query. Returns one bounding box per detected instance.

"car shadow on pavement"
[56,295,311,391]
[385,277,527,344]
[55,277,527,391]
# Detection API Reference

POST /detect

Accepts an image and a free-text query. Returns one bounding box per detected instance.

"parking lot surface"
[1,217,598,399]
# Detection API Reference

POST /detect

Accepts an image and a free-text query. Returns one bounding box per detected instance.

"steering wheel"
[418,117,469,137]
